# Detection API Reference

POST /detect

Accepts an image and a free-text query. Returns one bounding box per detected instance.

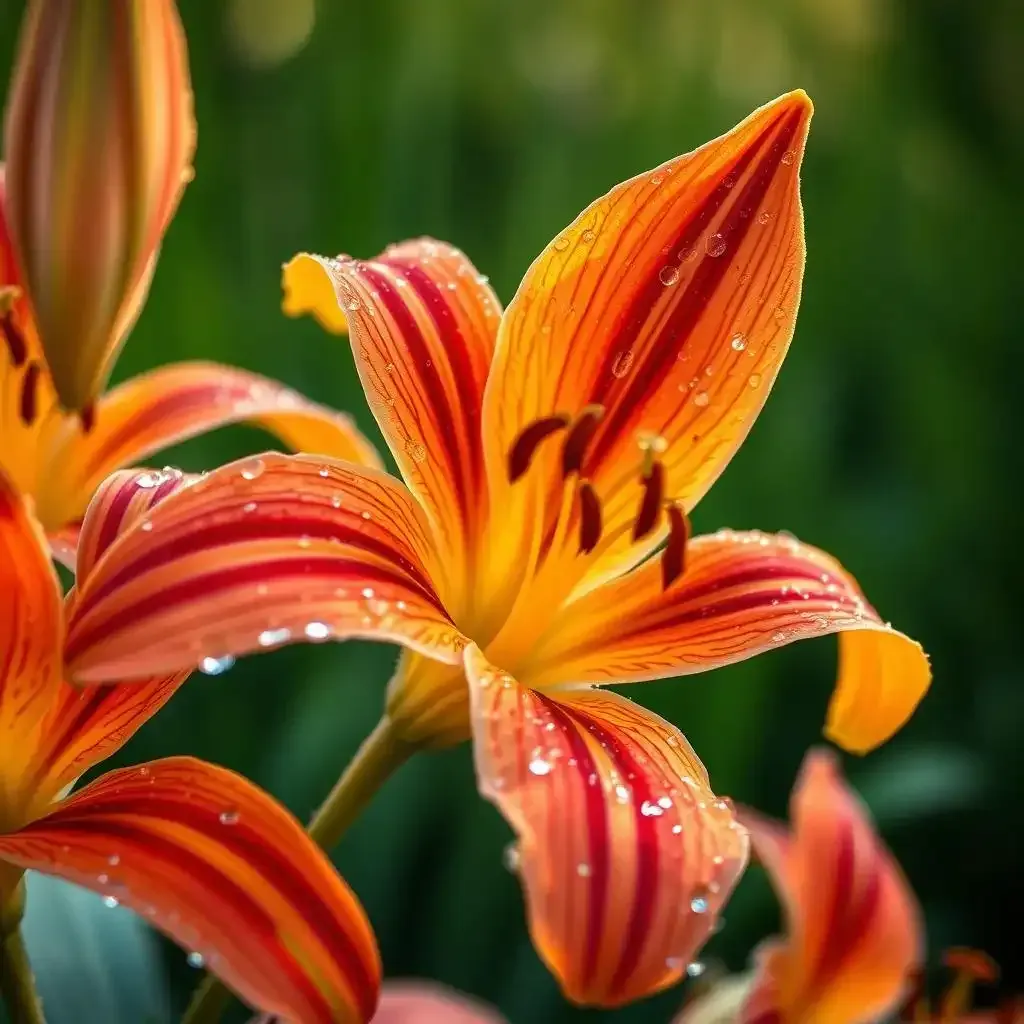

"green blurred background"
[3,0,1023,1020]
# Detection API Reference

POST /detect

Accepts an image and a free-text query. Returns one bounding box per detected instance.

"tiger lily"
[735,749,924,1024]
[63,91,930,1007]
[0,168,378,566]
[0,466,380,1024]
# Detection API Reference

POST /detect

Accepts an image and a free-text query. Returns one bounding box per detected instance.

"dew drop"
[705,233,727,258]
[671,824,683,835]
[748,373,762,389]
[503,843,521,873]
[139,519,153,532]
[659,265,680,286]
[103,896,120,909]
[219,810,240,826]
[781,149,796,166]
[239,458,265,481]
[528,757,551,776]
[581,229,596,244]
[611,350,634,378]
[242,501,257,513]
[757,210,771,225]
[257,627,291,647]
[773,306,787,320]
[304,621,332,641]
[577,862,592,877]
[187,952,206,969]
[690,894,709,914]
[360,510,372,521]
[108,854,121,867]
[346,299,360,311]
[553,237,570,252]
[730,333,747,351]
[614,784,631,804]
[199,655,235,676]
[693,391,710,408]
[687,961,706,978]
[640,800,664,817]
[361,587,375,600]
[318,467,330,478]
[134,472,162,489]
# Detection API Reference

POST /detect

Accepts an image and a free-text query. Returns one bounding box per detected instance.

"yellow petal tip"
[281,253,348,335]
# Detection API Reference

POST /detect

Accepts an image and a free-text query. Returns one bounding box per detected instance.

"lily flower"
[0,467,380,1024]
[735,749,924,1024]
[63,92,930,1006]
[0,168,379,566]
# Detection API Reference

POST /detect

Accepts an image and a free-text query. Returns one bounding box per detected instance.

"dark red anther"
[80,401,96,433]
[561,404,604,477]
[661,503,691,589]
[632,460,665,541]
[1,313,27,367]
[19,361,40,425]
[508,414,570,483]
[577,480,603,554]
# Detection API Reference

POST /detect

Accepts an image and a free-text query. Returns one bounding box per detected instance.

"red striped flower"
[0,168,377,567]
[735,750,924,1024]
[64,92,930,1007]
[0,467,380,1023]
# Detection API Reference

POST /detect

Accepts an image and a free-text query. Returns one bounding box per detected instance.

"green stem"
[180,717,415,1024]
[0,882,45,1024]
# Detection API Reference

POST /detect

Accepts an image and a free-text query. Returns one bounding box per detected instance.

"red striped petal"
[0,467,62,804]
[529,529,930,755]
[0,757,381,1022]
[466,645,748,1007]
[483,92,812,592]
[64,455,465,682]
[740,750,923,1024]
[39,361,381,531]
[285,243,499,608]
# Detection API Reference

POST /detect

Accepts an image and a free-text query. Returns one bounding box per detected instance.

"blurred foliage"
[1,0,1022,1020]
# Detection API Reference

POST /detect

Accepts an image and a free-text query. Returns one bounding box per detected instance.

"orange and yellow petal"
[0,757,380,1023]
[466,645,748,1007]
[0,467,62,804]
[375,982,506,1024]
[740,750,923,1024]
[286,243,500,600]
[529,529,930,755]
[36,360,380,532]
[3,0,195,412]
[64,454,466,682]
[483,91,812,588]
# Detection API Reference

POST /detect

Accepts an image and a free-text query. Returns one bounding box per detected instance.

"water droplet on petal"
[304,621,331,641]
[257,627,291,648]
[612,350,634,378]
[187,951,206,969]
[528,757,551,776]
[781,149,796,166]
[640,800,664,817]
[690,894,709,914]
[239,458,265,481]
[659,265,680,286]
[139,519,153,532]
[748,373,762,389]
[219,810,240,826]
[135,472,161,489]
[705,233,727,257]
[108,854,121,867]
[318,467,330,478]
[581,228,596,244]
[553,237,570,252]
[687,961,706,978]
[103,896,119,909]
[694,391,710,407]
[730,333,747,351]
[503,843,521,873]
[758,210,772,225]
[199,655,235,676]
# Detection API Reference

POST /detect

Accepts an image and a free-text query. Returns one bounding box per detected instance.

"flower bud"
[3,0,196,414]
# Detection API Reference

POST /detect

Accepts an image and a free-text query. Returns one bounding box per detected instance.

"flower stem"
[180,716,415,1024]
[0,881,45,1024]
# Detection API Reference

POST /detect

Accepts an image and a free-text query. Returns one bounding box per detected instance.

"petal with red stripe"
[37,361,381,532]
[466,645,748,1007]
[529,529,930,755]
[483,92,812,587]
[0,467,62,804]
[64,455,465,682]
[285,242,499,601]
[739,750,923,1024]
[0,757,381,1023]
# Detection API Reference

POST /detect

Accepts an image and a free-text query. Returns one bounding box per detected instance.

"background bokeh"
[2,0,1023,1020]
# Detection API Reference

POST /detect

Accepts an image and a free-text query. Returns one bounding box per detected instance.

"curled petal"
[38,361,380,531]
[483,91,812,587]
[740,750,923,1024]
[375,982,506,1024]
[529,529,930,754]
[65,455,465,682]
[0,758,381,1022]
[466,645,748,1007]
[0,467,62,802]
[282,253,348,334]
[288,243,499,601]
[4,0,196,411]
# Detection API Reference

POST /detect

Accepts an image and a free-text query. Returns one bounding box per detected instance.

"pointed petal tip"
[281,253,348,334]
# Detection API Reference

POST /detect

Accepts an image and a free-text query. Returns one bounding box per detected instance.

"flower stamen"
[633,460,665,541]
[561,404,605,477]
[19,360,40,425]
[508,414,571,482]
[1,311,27,367]
[662,502,691,589]
[577,480,602,553]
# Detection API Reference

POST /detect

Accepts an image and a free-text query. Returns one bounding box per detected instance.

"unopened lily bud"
[3,0,196,414]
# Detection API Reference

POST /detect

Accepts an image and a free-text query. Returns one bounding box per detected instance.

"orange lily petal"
[466,645,748,1007]
[483,91,812,589]
[282,253,348,334]
[0,757,381,1022]
[528,529,930,755]
[740,750,923,1024]
[286,242,499,599]
[0,466,62,810]
[35,360,380,532]
[374,982,506,1023]
[64,454,466,682]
